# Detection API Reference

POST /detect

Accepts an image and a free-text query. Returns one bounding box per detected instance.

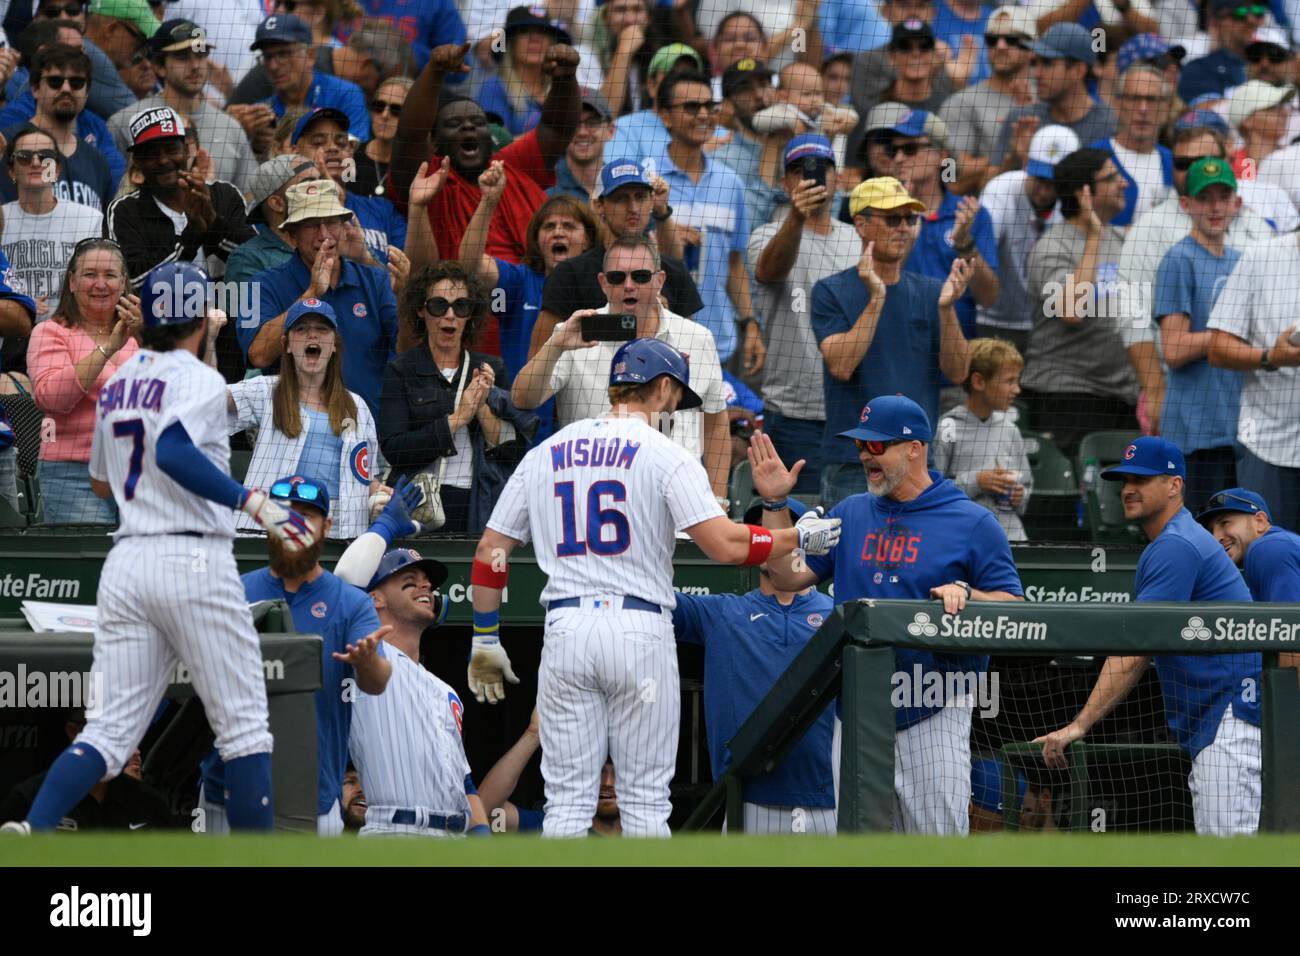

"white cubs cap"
[1026,124,1081,180]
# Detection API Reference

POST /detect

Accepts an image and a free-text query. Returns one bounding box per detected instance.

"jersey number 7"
[112,418,145,500]
[555,480,630,557]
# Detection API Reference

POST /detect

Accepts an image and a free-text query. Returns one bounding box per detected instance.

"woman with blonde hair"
[224,298,384,539]
[27,238,142,524]
[479,7,571,136]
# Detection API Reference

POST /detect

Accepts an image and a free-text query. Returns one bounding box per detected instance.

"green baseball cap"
[1187,157,1237,196]
[89,0,160,38]
[648,42,704,78]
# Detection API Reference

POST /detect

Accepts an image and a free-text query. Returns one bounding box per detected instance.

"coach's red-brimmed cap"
[1101,436,1186,481]
[128,106,186,149]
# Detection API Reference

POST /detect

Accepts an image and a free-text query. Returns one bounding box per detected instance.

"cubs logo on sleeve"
[448,690,464,734]
[349,442,370,484]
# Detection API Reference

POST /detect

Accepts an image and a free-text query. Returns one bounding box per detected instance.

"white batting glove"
[240,490,318,552]
[795,507,842,555]
[468,636,520,704]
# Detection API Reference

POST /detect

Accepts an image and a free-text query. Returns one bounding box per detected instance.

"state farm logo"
[1181,615,1211,641]
[907,612,938,637]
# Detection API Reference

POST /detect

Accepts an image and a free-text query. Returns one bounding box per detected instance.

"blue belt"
[390,809,466,830]
[547,596,662,614]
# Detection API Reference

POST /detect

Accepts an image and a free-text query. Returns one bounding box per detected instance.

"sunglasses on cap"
[865,210,920,228]
[1231,3,1269,17]
[856,438,910,455]
[9,148,58,166]
[604,269,656,284]
[370,100,402,117]
[984,33,1028,50]
[424,296,475,317]
[1246,47,1290,63]
[42,74,88,91]
[270,478,325,503]
[1173,153,1218,171]
[1204,491,1261,512]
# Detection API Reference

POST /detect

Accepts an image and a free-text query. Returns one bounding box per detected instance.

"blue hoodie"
[805,470,1024,729]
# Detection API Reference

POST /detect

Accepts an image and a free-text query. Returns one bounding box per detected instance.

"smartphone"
[581,312,637,342]
[801,156,827,190]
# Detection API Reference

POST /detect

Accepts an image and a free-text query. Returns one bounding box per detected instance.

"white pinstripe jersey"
[487,415,724,608]
[89,348,236,538]
[349,645,472,818]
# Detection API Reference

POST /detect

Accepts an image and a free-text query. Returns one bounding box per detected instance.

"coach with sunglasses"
[379,261,535,534]
[811,176,972,506]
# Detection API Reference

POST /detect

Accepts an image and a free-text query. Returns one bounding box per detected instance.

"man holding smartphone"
[512,234,731,496]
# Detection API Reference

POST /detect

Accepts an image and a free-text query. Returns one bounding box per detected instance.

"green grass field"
[2,833,1296,866]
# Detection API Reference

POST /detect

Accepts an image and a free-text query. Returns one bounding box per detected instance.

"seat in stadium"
[1021,431,1083,540]
[1076,430,1145,544]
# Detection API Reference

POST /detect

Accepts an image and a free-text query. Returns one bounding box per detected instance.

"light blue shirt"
[606,110,671,166]
[296,408,344,503]
[819,0,891,55]
[654,150,750,363]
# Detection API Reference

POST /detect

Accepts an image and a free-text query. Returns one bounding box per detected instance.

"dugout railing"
[681,600,1300,834]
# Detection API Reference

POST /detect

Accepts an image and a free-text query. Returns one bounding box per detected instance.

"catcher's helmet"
[140,261,212,327]
[608,337,702,410]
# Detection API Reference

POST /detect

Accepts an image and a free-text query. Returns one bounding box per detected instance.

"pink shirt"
[28,320,139,463]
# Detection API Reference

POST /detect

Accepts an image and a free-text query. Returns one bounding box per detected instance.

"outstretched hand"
[332,625,394,667]
[748,431,803,501]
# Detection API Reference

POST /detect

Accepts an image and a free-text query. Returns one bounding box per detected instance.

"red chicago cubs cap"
[128,106,187,150]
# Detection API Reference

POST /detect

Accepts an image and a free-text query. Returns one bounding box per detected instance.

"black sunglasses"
[892,39,935,54]
[1173,153,1218,171]
[1231,4,1269,18]
[1246,47,1290,64]
[603,269,655,284]
[424,296,474,317]
[42,74,88,91]
[279,0,321,11]
[892,140,934,157]
[984,33,1028,50]
[37,2,84,16]
[270,479,325,503]
[9,148,59,166]
[370,100,402,117]
[866,211,921,228]
[855,438,910,455]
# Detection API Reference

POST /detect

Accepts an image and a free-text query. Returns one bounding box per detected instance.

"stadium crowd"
[0,0,1297,837]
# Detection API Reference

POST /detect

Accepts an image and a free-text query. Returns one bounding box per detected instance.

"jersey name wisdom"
[97,377,166,414]
[550,437,641,471]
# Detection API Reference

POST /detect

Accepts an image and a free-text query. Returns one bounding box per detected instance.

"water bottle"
[994,454,1015,510]
[1077,455,1098,529]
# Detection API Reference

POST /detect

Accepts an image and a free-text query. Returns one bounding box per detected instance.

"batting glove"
[241,490,318,552]
[795,507,842,555]
[468,636,520,704]
[371,475,424,541]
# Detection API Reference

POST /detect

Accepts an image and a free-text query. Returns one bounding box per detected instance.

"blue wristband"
[472,609,499,638]
[468,824,491,836]
[762,497,789,512]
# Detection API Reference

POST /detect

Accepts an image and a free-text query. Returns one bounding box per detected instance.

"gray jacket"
[933,404,1033,542]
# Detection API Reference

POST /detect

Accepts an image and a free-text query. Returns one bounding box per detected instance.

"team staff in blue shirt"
[1037,437,1262,836]
[756,397,1024,835]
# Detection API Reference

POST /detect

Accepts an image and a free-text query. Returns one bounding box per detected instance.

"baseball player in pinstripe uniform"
[466,337,842,838]
[2,262,319,835]
[345,548,490,837]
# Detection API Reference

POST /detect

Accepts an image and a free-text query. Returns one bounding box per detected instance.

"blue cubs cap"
[1116,32,1184,76]
[838,395,933,443]
[1101,436,1186,481]
[291,106,350,145]
[1173,107,1231,134]
[268,474,331,518]
[250,13,312,50]
[1196,487,1272,526]
[890,108,949,151]
[284,297,338,333]
[366,547,449,592]
[971,758,1027,813]
[1031,22,1096,65]
[141,261,210,327]
[595,158,651,199]
[609,337,702,409]
[784,133,834,169]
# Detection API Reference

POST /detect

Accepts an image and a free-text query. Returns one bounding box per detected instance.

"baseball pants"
[538,603,679,838]
[359,806,465,838]
[78,536,272,778]
[723,803,838,835]
[199,785,342,836]
[1189,707,1261,836]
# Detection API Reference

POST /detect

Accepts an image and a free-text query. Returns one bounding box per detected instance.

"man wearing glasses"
[938,5,1035,195]
[28,0,137,119]
[811,176,972,505]
[756,393,1025,835]
[107,19,259,194]
[1177,0,1269,105]
[250,14,369,141]
[1087,63,1175,227]
[991,23,1117,175]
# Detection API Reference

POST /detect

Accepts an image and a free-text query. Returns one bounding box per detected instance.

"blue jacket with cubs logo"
[805,471,1024,729]
[673,588,837,808]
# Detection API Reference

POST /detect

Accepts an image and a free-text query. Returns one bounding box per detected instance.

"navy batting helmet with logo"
[141,261,211,327]
[608,338,702,409]
[367,548,450,593]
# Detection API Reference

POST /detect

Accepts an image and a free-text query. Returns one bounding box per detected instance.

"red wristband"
[741,525,775,566]
[471,557,509,590]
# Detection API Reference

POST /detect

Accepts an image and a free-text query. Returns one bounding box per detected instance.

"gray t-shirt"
[748,211,863,420]
[1023,220,1138,400]
[990,100,1118,167]
[938,82,1019,160]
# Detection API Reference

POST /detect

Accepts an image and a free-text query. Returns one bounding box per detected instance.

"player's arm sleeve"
[484,457,533,543]
[967,513,1025,595]
[671,592,713,646]
[664,452,727,531]
[89,416,107,483]
[1133,536,1200,602]
[156,422,246,509]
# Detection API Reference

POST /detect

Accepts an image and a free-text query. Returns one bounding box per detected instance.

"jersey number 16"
[555,480,630,557]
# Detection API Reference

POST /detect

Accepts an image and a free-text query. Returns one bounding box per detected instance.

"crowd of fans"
[0,0,1294,539]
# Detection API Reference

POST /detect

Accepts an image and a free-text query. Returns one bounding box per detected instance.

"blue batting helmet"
[140,261,212,327]
[367,548,450,593]
[608,338,702,409]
